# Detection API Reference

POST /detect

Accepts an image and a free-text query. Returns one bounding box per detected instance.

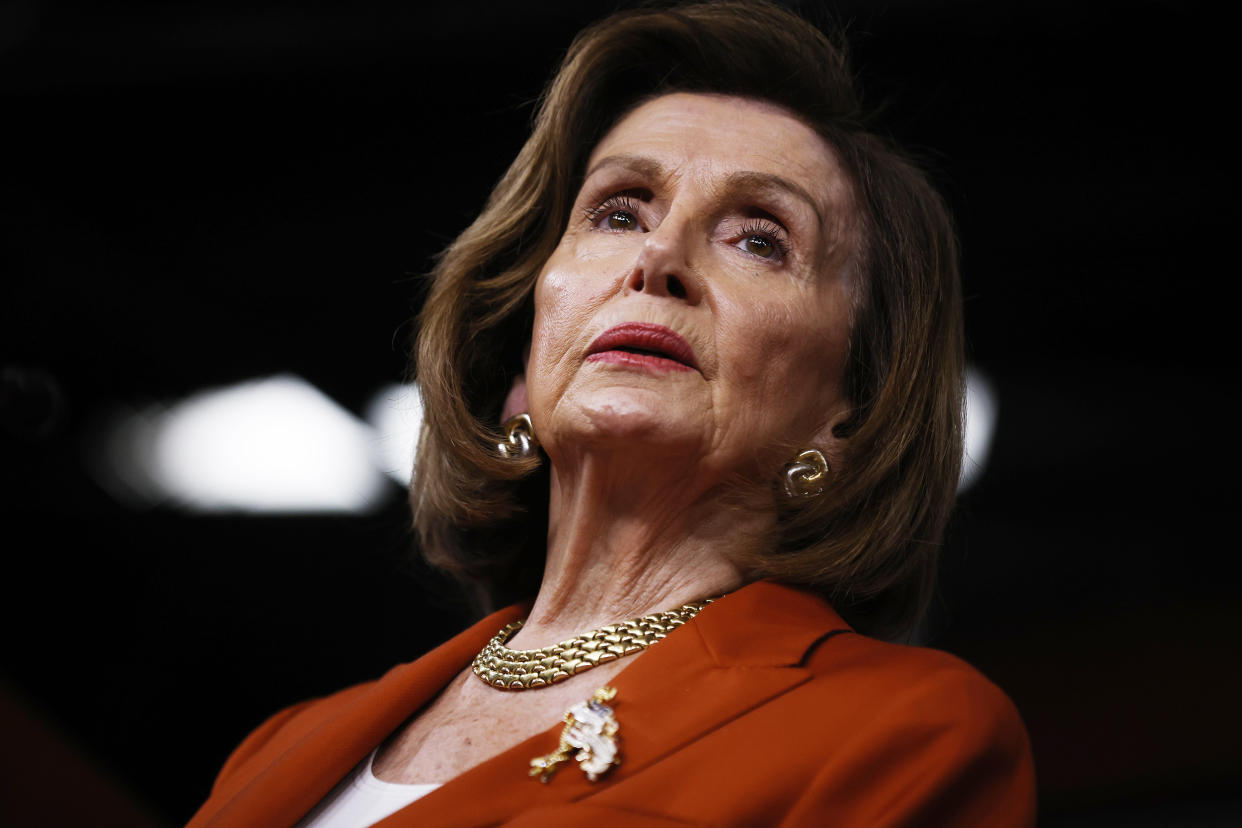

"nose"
[624,218,702,304]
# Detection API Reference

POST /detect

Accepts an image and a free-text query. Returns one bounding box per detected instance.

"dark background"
[2,1,1238,825]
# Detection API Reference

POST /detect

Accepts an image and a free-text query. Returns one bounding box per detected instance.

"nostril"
[667,274,687,300]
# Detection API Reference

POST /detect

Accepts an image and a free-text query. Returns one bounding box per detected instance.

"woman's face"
[527,92,856,483]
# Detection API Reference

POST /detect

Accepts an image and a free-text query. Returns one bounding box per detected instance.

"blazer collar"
[196,581,851,828]
[383,580,853,827]
[692,579,853,667]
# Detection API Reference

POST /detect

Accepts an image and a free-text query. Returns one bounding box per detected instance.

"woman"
[189,2,1035,825]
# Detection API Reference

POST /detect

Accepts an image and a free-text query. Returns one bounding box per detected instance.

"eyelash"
[583,193,641,226]
[582,191,792,262]
[736,218,791,262]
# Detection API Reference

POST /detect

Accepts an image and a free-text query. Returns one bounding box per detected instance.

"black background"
[2,1,1238,825]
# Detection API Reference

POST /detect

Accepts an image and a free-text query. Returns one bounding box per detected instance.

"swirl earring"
[782,449,829,498]
[498,413,539,459]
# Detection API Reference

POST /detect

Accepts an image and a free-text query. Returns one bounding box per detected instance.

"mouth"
[585,322,699,372]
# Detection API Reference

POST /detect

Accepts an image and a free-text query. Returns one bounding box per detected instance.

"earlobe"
[498,412,539,459]
[783,449,829,498]
[782,404,852,498]
[813,402,854,465]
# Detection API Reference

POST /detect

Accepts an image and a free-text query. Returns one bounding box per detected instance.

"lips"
[586,322,699,372]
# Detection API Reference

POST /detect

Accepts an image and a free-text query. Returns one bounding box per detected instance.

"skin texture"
[373,93,858,784]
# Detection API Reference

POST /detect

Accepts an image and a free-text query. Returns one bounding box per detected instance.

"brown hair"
[411,0,964,640]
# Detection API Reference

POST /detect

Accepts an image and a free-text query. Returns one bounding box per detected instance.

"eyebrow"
[584,153,667,182]
[721,171,824,227]
[584,154,824,226]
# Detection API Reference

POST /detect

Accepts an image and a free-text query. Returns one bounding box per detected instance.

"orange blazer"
[187,581,1035,827]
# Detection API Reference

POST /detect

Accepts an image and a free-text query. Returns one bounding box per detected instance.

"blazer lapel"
[382,581,851,827]
[606,580,852,773]
[192,603,528,828]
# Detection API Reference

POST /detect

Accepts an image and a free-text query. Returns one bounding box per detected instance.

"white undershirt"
[296,748,441,828]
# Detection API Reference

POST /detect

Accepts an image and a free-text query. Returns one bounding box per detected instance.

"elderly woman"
[188,2,1035,826]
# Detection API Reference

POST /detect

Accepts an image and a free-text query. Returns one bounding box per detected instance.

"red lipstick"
[586,322,699,372]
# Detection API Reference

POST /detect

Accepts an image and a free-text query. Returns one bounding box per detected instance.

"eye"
[584,192,646,233]
[740,234,777,258]
[603,209,639,231]
[735,219,790,262]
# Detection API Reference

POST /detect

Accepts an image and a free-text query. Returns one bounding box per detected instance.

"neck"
[507,449,765,650]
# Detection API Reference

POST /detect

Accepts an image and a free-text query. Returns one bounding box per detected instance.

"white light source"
[123,375,393,513]
[365,382,423,487]
[93,366,993,512]
[959,366,998,492]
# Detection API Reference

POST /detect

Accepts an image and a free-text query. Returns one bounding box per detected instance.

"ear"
[501,375,528,423]
[500,341,533,423]
[811,401,853,466]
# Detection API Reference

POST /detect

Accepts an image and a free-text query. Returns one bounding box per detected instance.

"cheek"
[526,285,569,411]
[715,291,849,428]
[717,294,823,378]
[527,251,612,401]
[529,279,570,368]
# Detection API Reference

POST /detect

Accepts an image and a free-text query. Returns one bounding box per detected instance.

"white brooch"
[529,686,621,783]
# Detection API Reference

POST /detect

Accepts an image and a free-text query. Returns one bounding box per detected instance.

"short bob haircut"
[411,0,963,640]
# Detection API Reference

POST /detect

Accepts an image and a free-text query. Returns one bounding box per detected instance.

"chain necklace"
[472,597,717,690]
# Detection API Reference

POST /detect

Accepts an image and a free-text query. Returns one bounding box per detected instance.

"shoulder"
[706,581,1029,743]
[805,630,1025,727]
[210,679,377,795]
[776,632,1036,826]
[203,601,530,801]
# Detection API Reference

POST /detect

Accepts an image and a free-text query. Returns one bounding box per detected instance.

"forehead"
[587,93,852,211]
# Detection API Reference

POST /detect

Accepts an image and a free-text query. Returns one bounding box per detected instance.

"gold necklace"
[472,597,717,690]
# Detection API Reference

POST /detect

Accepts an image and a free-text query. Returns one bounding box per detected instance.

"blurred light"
[365,382,422,487]
[95,375,393,513]
[89,401,167,508]
[960,366,998,492]
[92,369,990,512]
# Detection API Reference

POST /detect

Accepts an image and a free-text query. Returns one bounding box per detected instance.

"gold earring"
[783,449,828,497]
[498,413,538,459]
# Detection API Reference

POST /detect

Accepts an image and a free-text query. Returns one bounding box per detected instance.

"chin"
[555,390,702,451]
